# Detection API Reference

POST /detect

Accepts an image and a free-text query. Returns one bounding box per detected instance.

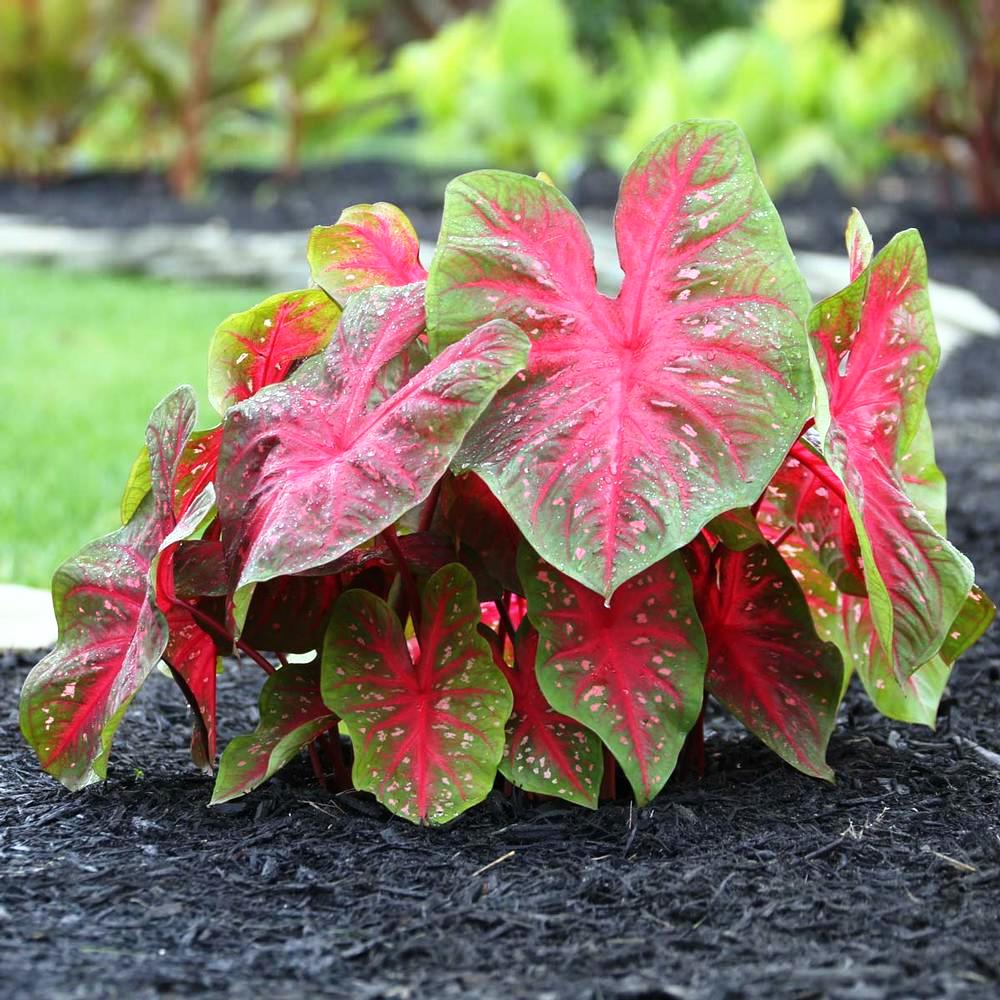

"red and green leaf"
[495,622,603,808]
[19,388,199,789]
[322,563,511,824]
[210,659,336,804]
[439,471,523,592]
[428,119,811,599]
[760,445,866,595]
[694,541,843,779]
[120,425,222,526]
[706,507,765,551]
[154,483,222,769]
[241,575,342,654]
[208,289,340,414]
[218,283,530,593]
[810,224,975,676]
[173,427,222,519]
[846,207,873,282]
[519,545,707,805]
[308,202,427,303]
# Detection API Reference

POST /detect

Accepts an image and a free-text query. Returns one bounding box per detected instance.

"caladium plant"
[20,120,994,826]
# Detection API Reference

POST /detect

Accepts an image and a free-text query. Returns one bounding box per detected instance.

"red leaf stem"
[788,441,847,503]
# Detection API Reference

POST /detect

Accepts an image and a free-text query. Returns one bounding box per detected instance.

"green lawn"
[0,265,270,588]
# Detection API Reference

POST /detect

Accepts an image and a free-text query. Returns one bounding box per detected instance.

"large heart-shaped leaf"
[809,225,975,677]
[322,563,511,824]
[519,545,707,805]
[20,388,199,788]
[210,659,336,804]
[208,289,340,414]
[218,284,530,592]
[495,622,603,808]
[308,203,427,303]
[693,540,843,779]
[428,119,811,598]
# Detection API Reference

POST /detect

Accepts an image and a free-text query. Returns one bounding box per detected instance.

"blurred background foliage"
[0,0,997,210]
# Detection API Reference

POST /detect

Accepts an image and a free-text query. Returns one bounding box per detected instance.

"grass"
[0,265,270,588]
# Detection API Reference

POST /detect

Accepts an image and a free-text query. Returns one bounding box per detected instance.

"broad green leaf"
[210,659,336,804]
[840,596,948,727]
[520,545,707,805]
[322,563,511,824]
[428,119,812,599]
[938,586,996,666]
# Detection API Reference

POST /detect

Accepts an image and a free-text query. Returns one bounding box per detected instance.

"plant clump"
[20,120,994,825]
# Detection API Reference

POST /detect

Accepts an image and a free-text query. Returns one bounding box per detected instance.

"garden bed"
[2,332,998,999]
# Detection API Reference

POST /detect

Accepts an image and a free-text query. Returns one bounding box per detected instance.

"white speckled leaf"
[519,545,706,805]
[321,564,512,825]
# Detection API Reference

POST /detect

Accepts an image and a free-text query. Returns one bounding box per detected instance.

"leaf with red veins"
[428,119,811,599]
[322,563,512,825]
[163,603,220,770]
[810,226,974,677]
[759,448,865,595]
[496,623,603,808]
[211,659,336,804]
[308,203,427,304]
[19,388,199,789]
[519,545,707,805]
[217,284,529,594]
[695,542,843,780]
[208,289,341,415]
[173,426,222,519]
[846,208,873,282]
[121,424,223,525]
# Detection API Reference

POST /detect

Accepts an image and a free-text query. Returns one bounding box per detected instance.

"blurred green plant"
[0,0,121,175]
[608,0,948,193]
[244,1,399,178]
[89,0,322,198]
[392,0,616,184]
[897,0,1000,213]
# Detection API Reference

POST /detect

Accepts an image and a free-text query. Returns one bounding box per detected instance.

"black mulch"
[3,335,999,999]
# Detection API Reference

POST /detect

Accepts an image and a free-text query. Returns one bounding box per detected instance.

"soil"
[2,165,1000,998]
